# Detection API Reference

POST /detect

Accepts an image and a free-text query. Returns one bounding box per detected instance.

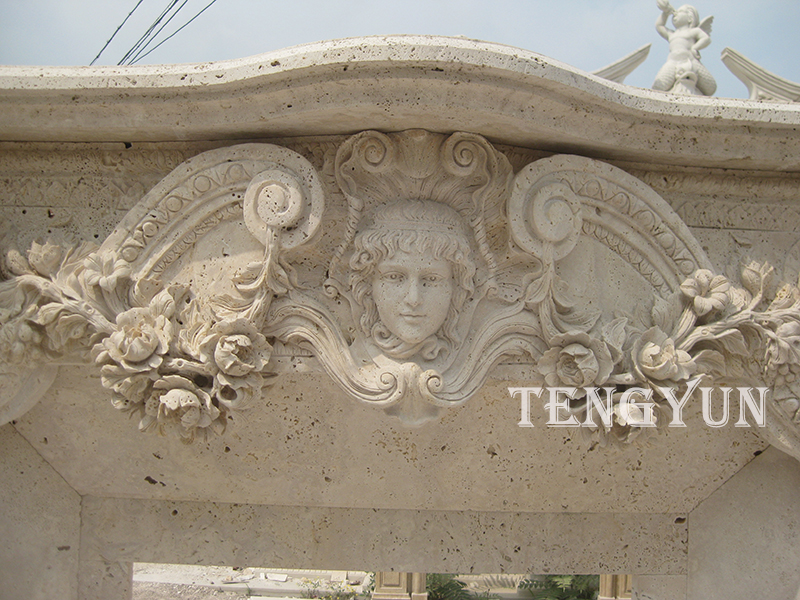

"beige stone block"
[0,424,81,600]
[688,447,800,599]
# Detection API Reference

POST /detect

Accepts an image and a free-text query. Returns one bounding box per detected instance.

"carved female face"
[372,248,455,346]
[349,199,477,358]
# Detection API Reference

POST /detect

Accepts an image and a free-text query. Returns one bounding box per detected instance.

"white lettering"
[583,387,615,428]
[619,387,657,427]
[702,387,731,428]
[545,388,581,427]
[658,377,703,427]
[510,387,542,427]
[734,387,768,427]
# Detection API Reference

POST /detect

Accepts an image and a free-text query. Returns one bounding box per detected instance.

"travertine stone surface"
[0,424,81,600]
[631,575,686,600]
[1,35,800,597]
[80,496,688,574]
[12,368,764,513]
[1,37,800,170]
[687,447,800,599]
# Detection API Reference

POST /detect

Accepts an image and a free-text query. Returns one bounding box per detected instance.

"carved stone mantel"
[4,35,800,600]
[2,128,800,462]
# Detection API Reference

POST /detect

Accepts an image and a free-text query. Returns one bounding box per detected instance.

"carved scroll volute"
[0,144,327,437]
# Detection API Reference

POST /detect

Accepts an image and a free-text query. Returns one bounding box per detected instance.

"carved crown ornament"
[3,130,800,459]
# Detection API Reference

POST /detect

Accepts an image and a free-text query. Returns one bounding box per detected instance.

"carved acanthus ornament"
[3,130,800,460]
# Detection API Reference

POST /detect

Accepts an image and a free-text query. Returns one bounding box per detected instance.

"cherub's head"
[673,4,698,27]
[349,199,476,358]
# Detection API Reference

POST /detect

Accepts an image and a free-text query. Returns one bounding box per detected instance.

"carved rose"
[633,326,696,382]
[197,319,272,380]
[680,270,730,316]
[139,375,221,436]
[537,333,613,389]
[83,252,131,292]
[98,290,175,373]
[214,371,266,410]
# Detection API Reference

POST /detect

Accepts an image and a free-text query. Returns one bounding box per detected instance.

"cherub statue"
[652,0,716,96]
[349,199,477,361]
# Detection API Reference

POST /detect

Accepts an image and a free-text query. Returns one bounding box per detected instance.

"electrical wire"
[129,0,220,65]
[126,0,190,65]
[90,0,145,65]
[118,0,181,65]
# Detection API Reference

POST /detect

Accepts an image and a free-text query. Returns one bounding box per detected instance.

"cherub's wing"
[699,15,713,34]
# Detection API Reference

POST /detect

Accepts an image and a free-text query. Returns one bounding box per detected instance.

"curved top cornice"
[1,35,799,170]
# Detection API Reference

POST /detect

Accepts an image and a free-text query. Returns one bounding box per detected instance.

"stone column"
[372,572,428,600]
[599,574,632,599]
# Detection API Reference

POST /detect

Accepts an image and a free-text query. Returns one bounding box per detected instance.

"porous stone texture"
[688,447,800,599]
[630,575,687,600]
[1,36,800,600]
[0,424,81,600]
[80,496,687,574]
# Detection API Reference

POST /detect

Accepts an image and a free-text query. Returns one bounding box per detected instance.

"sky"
[1,0,799,100]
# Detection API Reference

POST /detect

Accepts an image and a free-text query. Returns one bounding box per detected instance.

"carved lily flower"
[140,375,220,437]
[680,269,730,316]
[633,326,696,383]
[537,333,614,390]
[97,289,175,373]
[27,240,63,278]
[83,252,131,292]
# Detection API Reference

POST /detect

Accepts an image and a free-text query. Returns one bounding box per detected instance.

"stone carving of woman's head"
[349,199,476,360]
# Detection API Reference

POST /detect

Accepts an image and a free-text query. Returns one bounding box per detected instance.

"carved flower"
[27,241,63,278]
[97,289,175,373]
[83,252,131,292]
[34,303,91,356]
[613,390,656,427]
[139,375,221,437]
[633,326,696,383]
[537,333,614,390]
[198,319,272,380]
[214,371,267,411]
[680,270,730,316]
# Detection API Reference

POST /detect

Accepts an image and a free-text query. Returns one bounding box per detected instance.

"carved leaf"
[709,328,750,357]
[692,349,726,376]
[602,317,628,364]
[651,292,681,333]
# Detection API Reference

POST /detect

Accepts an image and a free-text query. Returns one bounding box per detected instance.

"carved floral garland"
[2,233,799,449]
[1,135,799,460]
[1,241,275,441]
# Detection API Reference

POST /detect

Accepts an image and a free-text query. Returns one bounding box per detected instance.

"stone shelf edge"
[1,35,799,171]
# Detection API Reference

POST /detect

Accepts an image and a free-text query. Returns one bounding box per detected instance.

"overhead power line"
[118,0,182,65]
[90,0,145,66]
[126,0,190,65]
[129,0,219,65]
